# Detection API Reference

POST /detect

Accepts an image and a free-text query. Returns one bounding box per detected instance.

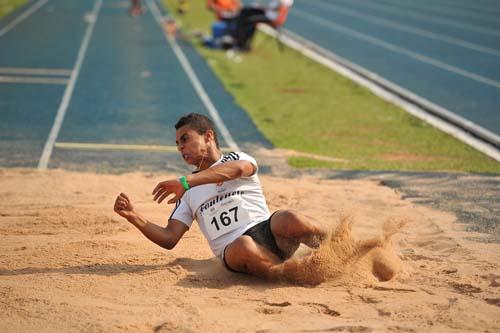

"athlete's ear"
[205,129,215,144]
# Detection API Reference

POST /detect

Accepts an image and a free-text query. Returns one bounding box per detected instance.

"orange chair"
[271,3,290,28]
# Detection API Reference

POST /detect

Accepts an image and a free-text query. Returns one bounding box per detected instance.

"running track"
[286,0,500,138]
[0,0,270,172]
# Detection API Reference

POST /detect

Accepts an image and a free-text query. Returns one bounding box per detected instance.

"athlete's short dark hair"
[175,113,220,148]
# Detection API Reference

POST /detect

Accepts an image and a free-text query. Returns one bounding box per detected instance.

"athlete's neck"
[197,148,223,171]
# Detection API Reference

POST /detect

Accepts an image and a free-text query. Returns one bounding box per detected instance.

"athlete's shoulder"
[220,152,242,163]
[220,152,258,175]
[220,152,257,163]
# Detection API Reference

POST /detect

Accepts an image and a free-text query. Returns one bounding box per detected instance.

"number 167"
[210,206,239,231]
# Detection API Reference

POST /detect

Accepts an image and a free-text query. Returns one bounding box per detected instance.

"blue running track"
[0,0,270,172]
[285,0,500,137]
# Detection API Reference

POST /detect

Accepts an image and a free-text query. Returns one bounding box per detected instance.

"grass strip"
[162,0,500,173]
[0,0,27,18]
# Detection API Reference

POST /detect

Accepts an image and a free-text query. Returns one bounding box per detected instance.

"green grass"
[162,0,500,173]
[0,0,27,18]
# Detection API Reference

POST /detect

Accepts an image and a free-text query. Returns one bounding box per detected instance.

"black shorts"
[223,212,287,272]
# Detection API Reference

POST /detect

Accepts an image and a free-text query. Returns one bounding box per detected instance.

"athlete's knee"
[272,210,310,233]
[272,209,327,239]
[273,209,303,226]
[225,236,257,267]
[225,236,277,276]
[233,235,257,253]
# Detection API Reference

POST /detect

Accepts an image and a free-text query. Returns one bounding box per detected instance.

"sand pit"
[1,168,499,332]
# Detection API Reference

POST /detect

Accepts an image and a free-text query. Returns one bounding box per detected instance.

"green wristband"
[179,176,190,190]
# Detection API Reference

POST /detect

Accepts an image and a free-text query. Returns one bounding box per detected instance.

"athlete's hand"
[152,179,185,204]
[114,193,137,219]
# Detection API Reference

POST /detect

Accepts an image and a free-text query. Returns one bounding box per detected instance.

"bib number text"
[210,206,238,231]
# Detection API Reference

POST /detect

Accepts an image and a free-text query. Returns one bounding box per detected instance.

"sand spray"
[271,215,407,285]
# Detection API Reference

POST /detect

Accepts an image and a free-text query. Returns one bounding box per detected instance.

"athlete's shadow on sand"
[0,258,280,289]
[167,257,280,290]
[0,264,171,277]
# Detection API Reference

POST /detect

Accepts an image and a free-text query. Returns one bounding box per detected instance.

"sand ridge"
[0,168,499,332]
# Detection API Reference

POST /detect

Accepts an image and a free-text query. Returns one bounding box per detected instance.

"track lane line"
[307,1,500,57]
[0,67,72,76]
[431,0,500,16]
[146,0,240,152]
[323,0,500,37]
[55,142,234,153]
[0,76,68,84]
[38,0,102,170]
[0,0,48,37]
[292,9,500,89]
[375,0,500,24]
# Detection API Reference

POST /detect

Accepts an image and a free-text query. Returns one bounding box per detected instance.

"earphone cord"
[197,151,206,172]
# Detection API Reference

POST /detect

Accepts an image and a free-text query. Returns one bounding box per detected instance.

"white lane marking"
[431,0,500,16]
[0,75,68,84]
[293,9,500,89]
[259,25,500,161]
[0,0,48,37]
[0,67,72,76]
[308,1,500,57]
[146,0,240,152]
[55,142,233,153]
[375,0,500,24]
[38,0,102,170]
[331,0,500,37]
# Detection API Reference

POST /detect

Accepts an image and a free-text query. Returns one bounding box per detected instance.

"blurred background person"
[231,0,293,51]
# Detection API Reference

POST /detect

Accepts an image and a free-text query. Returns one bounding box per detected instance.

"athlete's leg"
[224,235,283,279]
[232,7,265,49]
[270,210,328,257]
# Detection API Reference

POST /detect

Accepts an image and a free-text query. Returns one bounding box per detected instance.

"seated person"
[207,0,241,21]
[231,0,294,51]
[203,0,241,49]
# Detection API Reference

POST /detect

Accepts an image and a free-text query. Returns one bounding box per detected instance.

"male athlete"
[114,113,327,279]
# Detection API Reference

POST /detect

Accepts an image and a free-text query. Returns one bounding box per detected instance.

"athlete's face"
[175,125,211,166]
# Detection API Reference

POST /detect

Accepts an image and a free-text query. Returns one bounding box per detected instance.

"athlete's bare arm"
[152,160,255,204]
[114,193,188,249]
[188,160,255,186]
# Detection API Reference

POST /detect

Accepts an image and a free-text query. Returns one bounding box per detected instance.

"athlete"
[113,113,327,280]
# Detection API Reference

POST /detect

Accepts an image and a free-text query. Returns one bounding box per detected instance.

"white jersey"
[169,152,270,259]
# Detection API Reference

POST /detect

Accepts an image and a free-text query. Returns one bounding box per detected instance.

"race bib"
[203,196,251,240]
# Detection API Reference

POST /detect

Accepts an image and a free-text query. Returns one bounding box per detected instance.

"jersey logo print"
[220,152,240,164]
